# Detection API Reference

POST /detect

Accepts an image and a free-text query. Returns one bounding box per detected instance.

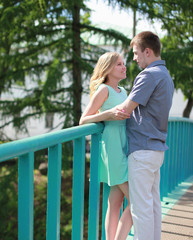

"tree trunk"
[72,2,82,126]
[183,97,193,118]
[133,8,136,37]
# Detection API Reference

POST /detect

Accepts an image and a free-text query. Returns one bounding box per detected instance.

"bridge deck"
[161,176,193,240]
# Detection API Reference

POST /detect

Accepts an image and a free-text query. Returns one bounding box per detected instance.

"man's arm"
[109,97,139,120]
[119,97,139,115]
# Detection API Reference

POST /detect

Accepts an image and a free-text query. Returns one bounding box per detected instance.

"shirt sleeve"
[128,70,156,106]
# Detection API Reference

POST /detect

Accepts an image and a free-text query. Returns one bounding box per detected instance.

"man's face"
[133,44,148,69]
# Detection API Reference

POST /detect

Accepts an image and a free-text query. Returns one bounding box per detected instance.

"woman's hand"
[109,106,130,120]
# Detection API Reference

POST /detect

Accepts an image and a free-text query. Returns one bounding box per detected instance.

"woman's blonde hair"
[89,52,121,98]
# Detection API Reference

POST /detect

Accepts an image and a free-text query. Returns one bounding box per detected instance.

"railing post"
[186,122,191,179]
[168,121,175,193]
[171,121,177,191]
[177,121,183,184]
[72,137,86,240]
[190,123,193,176]
[46,144,62,240]
[161,121,171,198]
[18,152,34,240]
[183,121,188,180]
[181,121,186,181]
[88,133,101,240]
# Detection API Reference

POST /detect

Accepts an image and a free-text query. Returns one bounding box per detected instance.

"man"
[110,31,174,240]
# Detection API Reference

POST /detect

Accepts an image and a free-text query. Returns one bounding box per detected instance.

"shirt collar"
[147,60,166,69]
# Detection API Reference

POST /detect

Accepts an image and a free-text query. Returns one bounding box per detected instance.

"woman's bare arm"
[79,86,131,125]
[79,85,109,125]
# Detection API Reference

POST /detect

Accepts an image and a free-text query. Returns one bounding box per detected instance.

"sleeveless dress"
[98,84,128,186]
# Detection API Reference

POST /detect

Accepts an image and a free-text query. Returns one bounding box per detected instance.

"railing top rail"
[0,123,104,163]
[1,117,193,163]
[169,117,193,123]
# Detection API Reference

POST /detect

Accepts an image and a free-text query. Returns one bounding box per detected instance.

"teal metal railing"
[0,117,193,240]
[160,117,193,199]
[0,123,104,240]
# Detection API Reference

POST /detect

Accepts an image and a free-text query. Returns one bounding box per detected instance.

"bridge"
[0,117,192,240]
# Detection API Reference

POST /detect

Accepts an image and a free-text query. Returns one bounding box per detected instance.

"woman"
[79,52,132,240]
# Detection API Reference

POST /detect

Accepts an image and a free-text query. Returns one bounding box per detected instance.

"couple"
[79,31,174,240]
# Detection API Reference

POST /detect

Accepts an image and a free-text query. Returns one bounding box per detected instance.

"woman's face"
[108,56,126,81]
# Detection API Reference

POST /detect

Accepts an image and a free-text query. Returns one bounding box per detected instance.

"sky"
[87,0,165,38]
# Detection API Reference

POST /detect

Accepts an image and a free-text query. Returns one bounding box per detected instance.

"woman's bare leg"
[105,186,124,240]
[114,182,133,240]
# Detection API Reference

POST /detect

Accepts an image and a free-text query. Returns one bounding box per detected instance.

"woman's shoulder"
[94,83,109,100]
[97,83,109,93]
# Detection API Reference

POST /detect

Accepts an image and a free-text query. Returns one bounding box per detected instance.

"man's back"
[127,60,174,154]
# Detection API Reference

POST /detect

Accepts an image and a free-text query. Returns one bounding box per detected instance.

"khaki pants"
[128,150,164,240]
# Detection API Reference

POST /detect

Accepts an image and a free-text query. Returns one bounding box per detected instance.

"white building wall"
[2,88,192,140]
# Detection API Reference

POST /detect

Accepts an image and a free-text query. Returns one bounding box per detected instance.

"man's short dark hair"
[130,31,161,57]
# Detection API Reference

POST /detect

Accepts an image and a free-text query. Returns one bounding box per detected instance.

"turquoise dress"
[98,84,128,186]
